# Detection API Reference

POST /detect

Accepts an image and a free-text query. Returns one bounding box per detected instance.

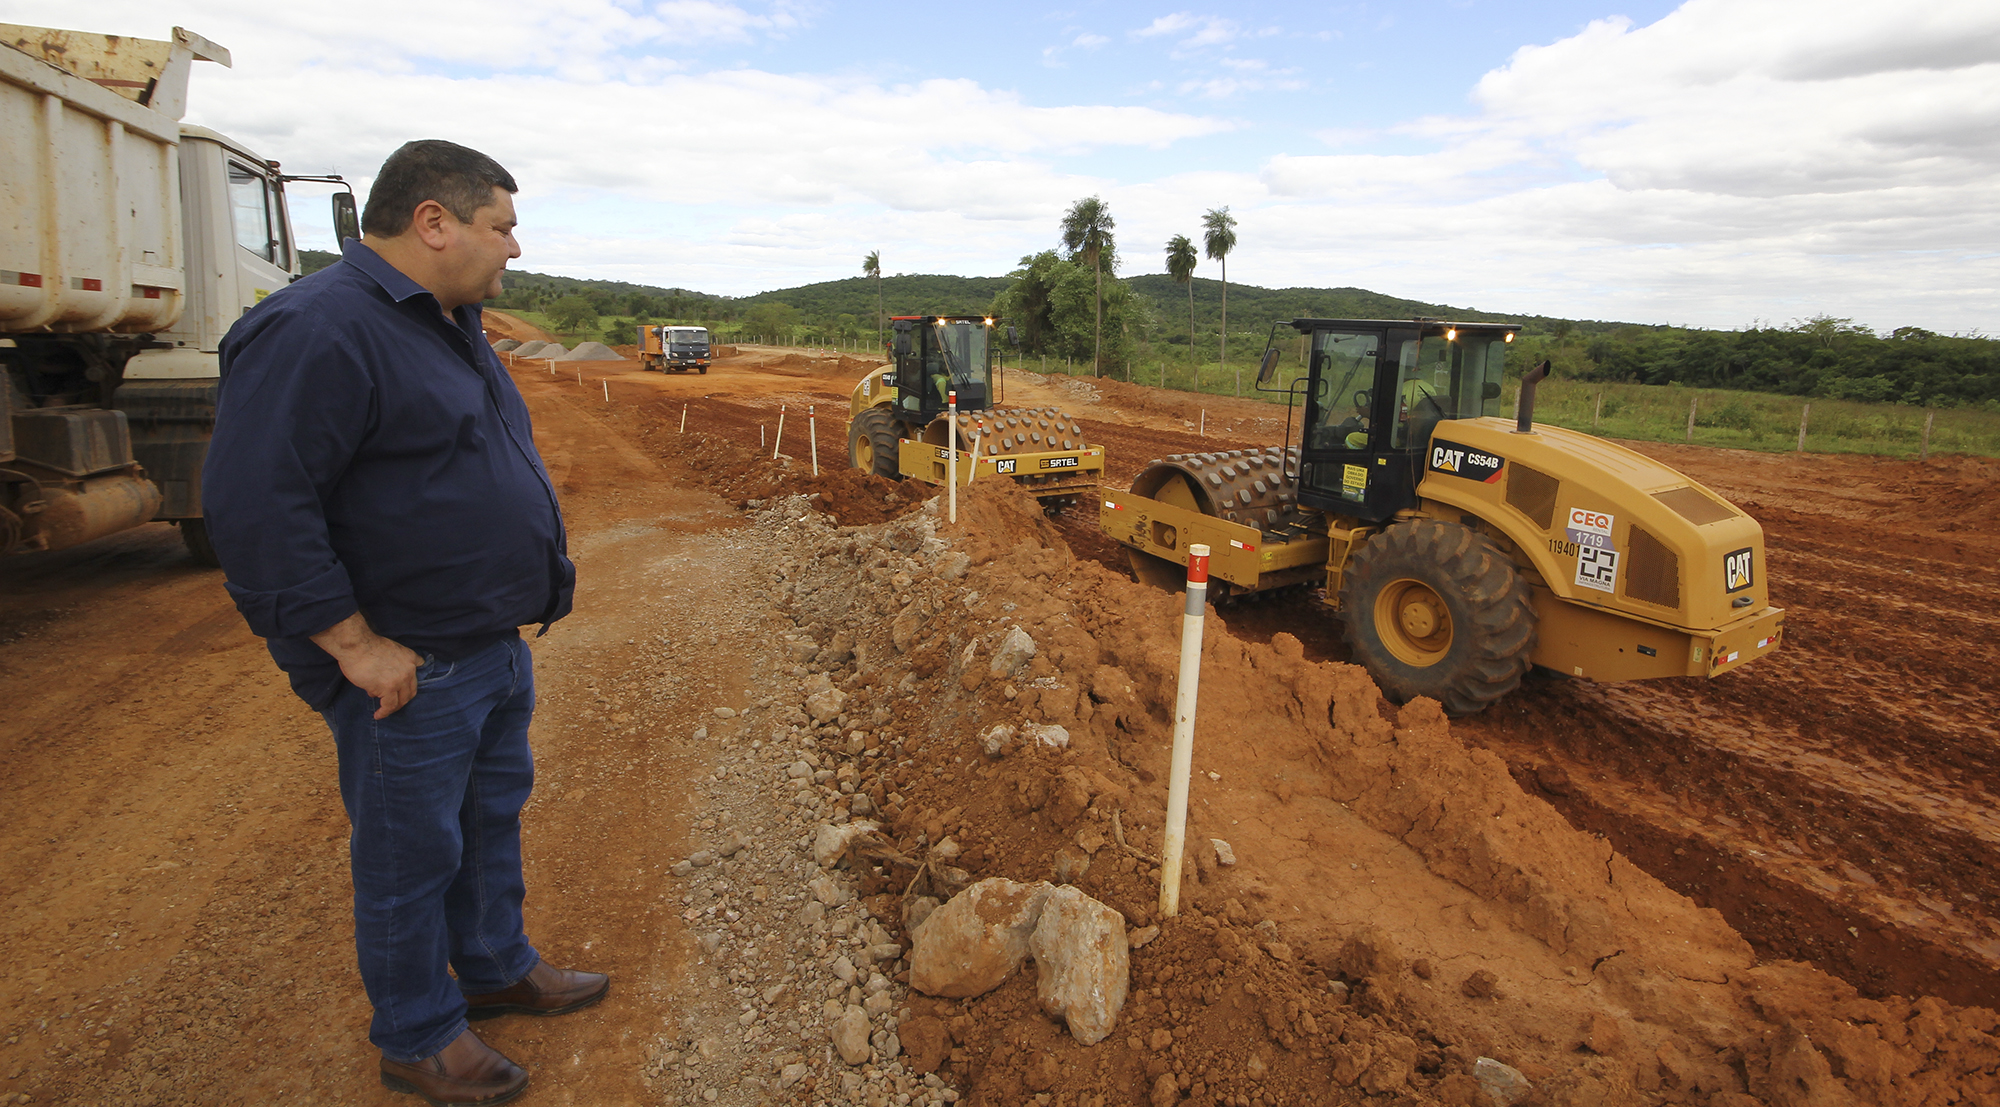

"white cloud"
[1133,12,1240,50]
[14,0,1995,327]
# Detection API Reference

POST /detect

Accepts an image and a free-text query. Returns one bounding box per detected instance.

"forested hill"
[1123,275,1640,337]
[742,275,1012,318]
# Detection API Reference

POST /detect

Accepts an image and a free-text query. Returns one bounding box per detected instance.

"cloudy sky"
[18,0,2000,331]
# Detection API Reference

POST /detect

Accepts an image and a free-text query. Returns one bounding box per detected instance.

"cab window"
[228,161,288,268]
[1390,338,1454,448]
[1307,331,1378,451]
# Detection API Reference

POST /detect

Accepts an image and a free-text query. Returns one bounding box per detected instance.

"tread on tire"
[1339,518,1536,716]
[849,406,902,480]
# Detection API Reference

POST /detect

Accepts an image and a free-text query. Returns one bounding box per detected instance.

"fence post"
[1593,390,1603,432]
[1921,409,1935,462]
[1797,404,1810,452]
[1686,396,1697,442]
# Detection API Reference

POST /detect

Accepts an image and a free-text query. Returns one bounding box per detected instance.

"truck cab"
[0,23,350,560]
[640,325,711,373]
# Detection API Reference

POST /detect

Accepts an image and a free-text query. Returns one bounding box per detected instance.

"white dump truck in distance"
[0,23,358,562]
[639,324,711,374]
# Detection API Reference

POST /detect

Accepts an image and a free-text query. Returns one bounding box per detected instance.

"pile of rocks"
[638,498,964,1107]
[641,494,1135,1107]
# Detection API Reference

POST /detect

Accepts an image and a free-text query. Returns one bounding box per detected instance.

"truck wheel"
[698,366,707,374]
[1339,519,1535,716]
[849,406,902,479]
[181,518,221,568]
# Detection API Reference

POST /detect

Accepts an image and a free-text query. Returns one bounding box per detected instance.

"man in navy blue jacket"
[205,140,605,1105]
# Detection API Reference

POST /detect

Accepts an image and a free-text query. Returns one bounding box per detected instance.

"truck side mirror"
[331,192,360,245]
[1483,382,1502,399]
[1256,347,1281,385]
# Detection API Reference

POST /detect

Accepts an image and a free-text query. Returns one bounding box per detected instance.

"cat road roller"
[1101,318,1785,714]
[849,315,1103,511]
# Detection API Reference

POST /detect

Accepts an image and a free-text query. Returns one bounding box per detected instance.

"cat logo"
[1724,547,1754,592]
[995,458,1017,474]
[1425,438,1505,483]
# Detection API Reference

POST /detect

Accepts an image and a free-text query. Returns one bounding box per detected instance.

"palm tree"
[862,251,882,351]
[1164,234,1198,382]
[1202,207,1238,392]
[1059,196,1116,377]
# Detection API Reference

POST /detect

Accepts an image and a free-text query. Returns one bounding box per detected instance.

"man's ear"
[409,199,456,251]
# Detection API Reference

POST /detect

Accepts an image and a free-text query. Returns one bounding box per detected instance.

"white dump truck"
[0,23,357,563]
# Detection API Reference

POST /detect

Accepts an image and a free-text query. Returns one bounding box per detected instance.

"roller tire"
[181,518,221,568]
[849,406,902,480]
[1339,518,1536,716]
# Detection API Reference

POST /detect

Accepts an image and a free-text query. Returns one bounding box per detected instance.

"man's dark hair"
[361,140,518,237]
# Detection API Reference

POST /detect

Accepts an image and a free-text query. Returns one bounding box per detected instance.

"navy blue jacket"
[204,240,574,708]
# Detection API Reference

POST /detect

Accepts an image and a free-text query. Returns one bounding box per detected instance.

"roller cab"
[848,315,1102,509]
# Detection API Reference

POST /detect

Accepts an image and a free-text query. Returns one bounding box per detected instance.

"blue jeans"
[321,635,541,1061]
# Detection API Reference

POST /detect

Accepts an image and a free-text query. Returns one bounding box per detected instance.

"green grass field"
[1032,348,2000,459]
[1507,378,2000,459]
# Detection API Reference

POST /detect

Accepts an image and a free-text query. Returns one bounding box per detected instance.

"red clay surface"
[4,310,1996,1106]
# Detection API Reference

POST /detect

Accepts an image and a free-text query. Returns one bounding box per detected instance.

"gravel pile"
[492,338,522,352]
[512,340,551,358]
[559,342,623,361]
[642,497,964,1107]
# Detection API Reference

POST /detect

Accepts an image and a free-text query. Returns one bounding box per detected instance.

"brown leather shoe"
[464,960,610,1020]
[380,1027,527,1106]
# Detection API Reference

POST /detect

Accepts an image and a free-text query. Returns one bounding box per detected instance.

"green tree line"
[299,249,2000,407]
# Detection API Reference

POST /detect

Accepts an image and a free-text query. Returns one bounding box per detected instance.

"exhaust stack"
[1515,359,1551,434]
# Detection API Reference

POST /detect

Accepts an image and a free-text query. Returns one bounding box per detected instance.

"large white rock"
[909,877,1051,998]
[814,820,880,868]
[805,687,848,724]
[1029,884,1130,1045]
[831,1005,872,1065]
[989,626,1037,677]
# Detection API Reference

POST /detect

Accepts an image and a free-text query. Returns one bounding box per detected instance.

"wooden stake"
[680,404,687,433]
[602,380,609,402]
[1797,403,1810,452]
[1921,409,1935,461]
[1593,390,1603,431]
[1686,396,1697,442]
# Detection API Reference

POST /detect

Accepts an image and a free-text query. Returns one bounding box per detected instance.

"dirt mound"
[480,309,553,344]
[762,480,2000,1106]
[558,341,622,361]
